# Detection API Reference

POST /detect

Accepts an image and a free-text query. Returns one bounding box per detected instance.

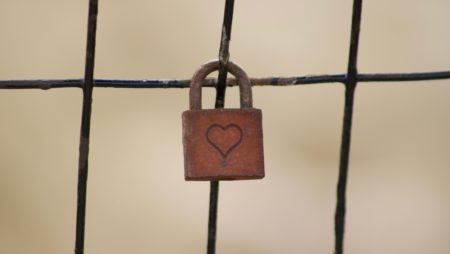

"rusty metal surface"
[189,60,252,110]
[183,60,264,181]
[183,108,264,180]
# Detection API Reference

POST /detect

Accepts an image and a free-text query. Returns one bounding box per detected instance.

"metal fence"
[1,0,449,254]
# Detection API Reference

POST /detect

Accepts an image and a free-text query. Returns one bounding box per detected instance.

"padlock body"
[182,108,264,180]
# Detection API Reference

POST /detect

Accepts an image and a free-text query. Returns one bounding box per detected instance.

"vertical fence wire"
[75,0,99,253]
[215,0,235,109]
[334,0,363,253]
[208,1,235,253]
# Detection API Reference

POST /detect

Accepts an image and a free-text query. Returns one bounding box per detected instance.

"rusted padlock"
[182,60,264,180]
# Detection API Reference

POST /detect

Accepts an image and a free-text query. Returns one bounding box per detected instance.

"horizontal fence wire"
[1,71,450,90]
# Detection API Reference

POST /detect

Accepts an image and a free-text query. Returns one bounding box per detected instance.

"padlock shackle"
[189,60,253,110]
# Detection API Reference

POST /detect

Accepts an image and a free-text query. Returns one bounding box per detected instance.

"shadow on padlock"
[182,60,265,181]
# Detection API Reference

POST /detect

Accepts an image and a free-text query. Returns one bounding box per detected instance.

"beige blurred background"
[0,0,449,253]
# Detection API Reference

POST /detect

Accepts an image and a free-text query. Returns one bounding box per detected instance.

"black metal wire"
[1,70,450,90]
[207,181,220,254]
[207,1,235,254]
[215,0,235,108]
[334,0,363,254]
[75,0,98,253]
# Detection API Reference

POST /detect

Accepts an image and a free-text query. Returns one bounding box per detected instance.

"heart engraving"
[206,123,243,166]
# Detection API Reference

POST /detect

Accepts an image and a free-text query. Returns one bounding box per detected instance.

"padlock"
[182,60,265,180]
